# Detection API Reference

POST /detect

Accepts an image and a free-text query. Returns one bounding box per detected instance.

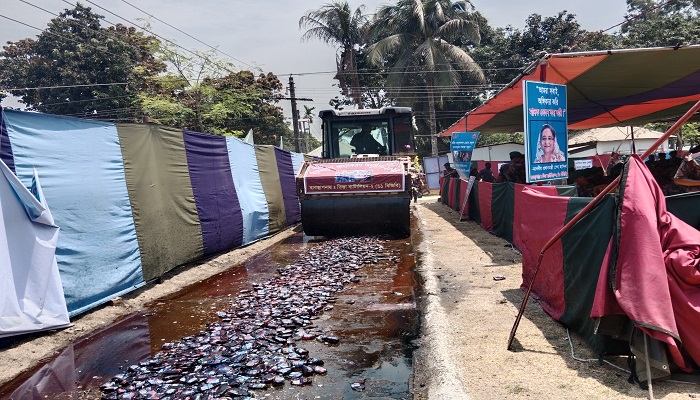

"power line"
[68,0,239,77]
[3,82,128,91]
[116,0,257,70]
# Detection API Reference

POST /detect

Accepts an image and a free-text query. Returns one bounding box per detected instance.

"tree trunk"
[427,76,438,156]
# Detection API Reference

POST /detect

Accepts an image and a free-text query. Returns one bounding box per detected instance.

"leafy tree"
[367,0,485,156]
[0,3,165,118]
[300,2,369,108]
[472,11,618,90]
[621,0,700,47]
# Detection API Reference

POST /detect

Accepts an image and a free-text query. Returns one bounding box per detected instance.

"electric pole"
[289,76,301,153]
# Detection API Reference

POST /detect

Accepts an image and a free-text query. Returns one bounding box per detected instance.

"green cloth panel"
[666,191,700,230]
[560,195,627,355]
[440,177,449,205]
[556,185,578,197]
[468,181,481,224]
[255,145,287,234]
[491,182,515,243]
[117,124,203,281]
[453,178,461,211]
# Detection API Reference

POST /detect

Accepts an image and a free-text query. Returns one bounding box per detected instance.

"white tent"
[0,159,70,338]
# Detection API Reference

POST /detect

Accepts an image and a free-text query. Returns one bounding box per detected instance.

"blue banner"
[523,81,568,182]
[450,131,480,180]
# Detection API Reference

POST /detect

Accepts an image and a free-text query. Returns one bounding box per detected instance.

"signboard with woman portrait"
[523,81,568,183]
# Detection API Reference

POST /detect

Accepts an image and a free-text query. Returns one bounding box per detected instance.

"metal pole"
[643,333,655,400]
[507,99,700,350]
[289,76,301,153]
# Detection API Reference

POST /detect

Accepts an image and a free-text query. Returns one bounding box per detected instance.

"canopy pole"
[507,99,700,351]
[644,333,655,400]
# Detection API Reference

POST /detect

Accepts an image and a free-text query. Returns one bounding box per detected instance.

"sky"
[0,0,630,139]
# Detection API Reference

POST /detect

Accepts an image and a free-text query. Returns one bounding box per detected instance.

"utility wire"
[117,0,257,70]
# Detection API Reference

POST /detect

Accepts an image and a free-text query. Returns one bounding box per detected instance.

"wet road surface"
[0,231,420,400]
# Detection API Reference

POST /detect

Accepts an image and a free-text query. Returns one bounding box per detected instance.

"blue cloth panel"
[225,137,269,244]
[274,148,301,225]
[3,110,144,316]
[290,152,306,176]
[0,109,15,172]
[184,131,243,255]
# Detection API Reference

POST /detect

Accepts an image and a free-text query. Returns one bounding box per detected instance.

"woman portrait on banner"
[534,123,565,163]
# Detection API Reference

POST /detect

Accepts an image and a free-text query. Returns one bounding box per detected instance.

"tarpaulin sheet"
[513,184,561,250]
[0,110,14,172]
[447,177,457,209]
[226,138,269,244]
[560,195,621,354]
[274,147,301,225]
[4,110,143,315]
[0,159,69,337]
[592,155,700,370]
[255,145,287,234]
[440,176,449,205]
[478,181,493,232]
[491,182,515,242]
[666,191,700,230]
[519,188,569,319]
[291,152,306,176]
[118,124,202,281]
[184,131,243,255]
[303,161,405,194]
[440,46,700,135]
[458,178,470,218]
[452,178,461,210]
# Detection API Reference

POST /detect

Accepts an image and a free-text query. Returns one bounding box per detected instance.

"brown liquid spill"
[0,224,420,400]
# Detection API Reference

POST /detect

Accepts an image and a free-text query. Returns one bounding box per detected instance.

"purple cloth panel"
[274,147,301,225]
[184,131,243,255]
[0,110,15,172]
[570,70,700,124]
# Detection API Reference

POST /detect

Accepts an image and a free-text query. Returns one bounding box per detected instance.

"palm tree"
[367,0,485,156]
[299,2,368,108]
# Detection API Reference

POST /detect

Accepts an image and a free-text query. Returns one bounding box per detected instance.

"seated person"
[443,162,459,178]
[350,127,386,155]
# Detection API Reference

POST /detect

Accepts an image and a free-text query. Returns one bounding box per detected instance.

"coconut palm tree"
[367,0,485,156]
[299,2,368,108]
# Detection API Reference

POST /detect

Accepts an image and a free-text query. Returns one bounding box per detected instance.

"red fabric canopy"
[440,46,700,136]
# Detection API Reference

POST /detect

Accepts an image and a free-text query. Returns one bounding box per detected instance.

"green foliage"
[138,41,291,144]
[471,11,618,88]
[476,132,524,146]
[621,0,700,47]
[0,3,165,118]
[366,0,486,155]
[300,2,369,108]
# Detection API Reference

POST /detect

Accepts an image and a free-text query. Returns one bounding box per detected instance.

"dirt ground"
[411,199,697,400]
[1,198,698,399]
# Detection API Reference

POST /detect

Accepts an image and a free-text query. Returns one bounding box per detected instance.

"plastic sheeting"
[0,158,69,337]
[118,124,203,281]
[184,131,243,255]
[3,111,144,316]
[226,138,270,244]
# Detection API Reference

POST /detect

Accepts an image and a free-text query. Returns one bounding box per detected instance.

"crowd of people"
[438,149,700,197]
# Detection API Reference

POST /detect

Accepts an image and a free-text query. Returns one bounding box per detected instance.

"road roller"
[296,107,416,237]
